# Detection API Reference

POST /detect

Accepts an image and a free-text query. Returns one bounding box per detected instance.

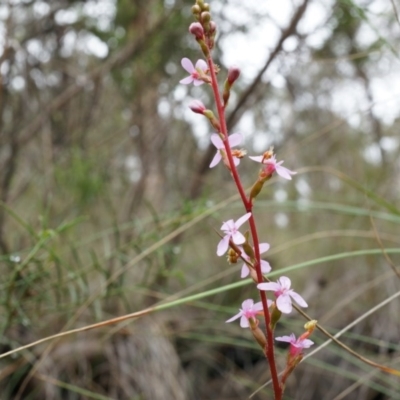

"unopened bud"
[192,5,201,15]
[203,2,210,11]
[196,0,205,9]
[269,303,281,331]
[189,100,206,115]
[189,22,204,40]
[201,11,211,26]
[227,66,240,85]
[249,179,266,203]
[209,21,217,35]
[242,241,254,260]
[223,66,240,107]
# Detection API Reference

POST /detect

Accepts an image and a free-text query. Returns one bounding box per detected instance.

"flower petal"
[217,235,230,256]
[231,231,245,245]
[260,260,271,274]
[241,299,254,309]
[209,152,221,168]
[181,57,194,73]
[253,301,264,311]
[289,291,308,308]
[235,212,251,228]
[221,219,234,231]
[195,59,208,71]
[228,133,242,147]
[278,276,291,289]
[275,334,294,343]
[241,264,250,278]
[240,315,250,328]
[276,294,293,314]
[249,155,263,163]
[226,311,242,323]
[193,79,204,86]
[276,164,296,180]
[257,282,279,291]
[259,243,270,254]
[299,339,314,349]
[179,76,194,85]
[210,134,223,149]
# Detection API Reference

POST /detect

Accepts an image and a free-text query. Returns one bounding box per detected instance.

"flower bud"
[203,3,210,11]
[189,22,204,40]
[196,0,205,8]
[227,66,240,85]
[200,11,211,33]
[189,100,206,115]
[249,178,268,203]
[209,21,217,35]
[269,303,282,331]
[192,5,201,15]
[242,241,255,260]
[222,66,240,107]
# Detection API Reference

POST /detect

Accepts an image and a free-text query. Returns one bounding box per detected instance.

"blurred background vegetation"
[0,0,399,399]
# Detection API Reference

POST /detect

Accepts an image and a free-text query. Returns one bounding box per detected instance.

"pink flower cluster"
[179,52,313,368]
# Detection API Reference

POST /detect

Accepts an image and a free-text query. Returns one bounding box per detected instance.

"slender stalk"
[205,55,282,400]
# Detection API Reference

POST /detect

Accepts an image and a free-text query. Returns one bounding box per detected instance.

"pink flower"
[210,133,244,168]
[257,276,308,314]
[217,212,251,256]
[179,58,208,86]
[239,243,271,278]
[226,299,266,328]
[275,333,314,357]
[249,154,296,180]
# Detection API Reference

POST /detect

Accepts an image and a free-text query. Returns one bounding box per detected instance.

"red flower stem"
[206,55,282,400]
